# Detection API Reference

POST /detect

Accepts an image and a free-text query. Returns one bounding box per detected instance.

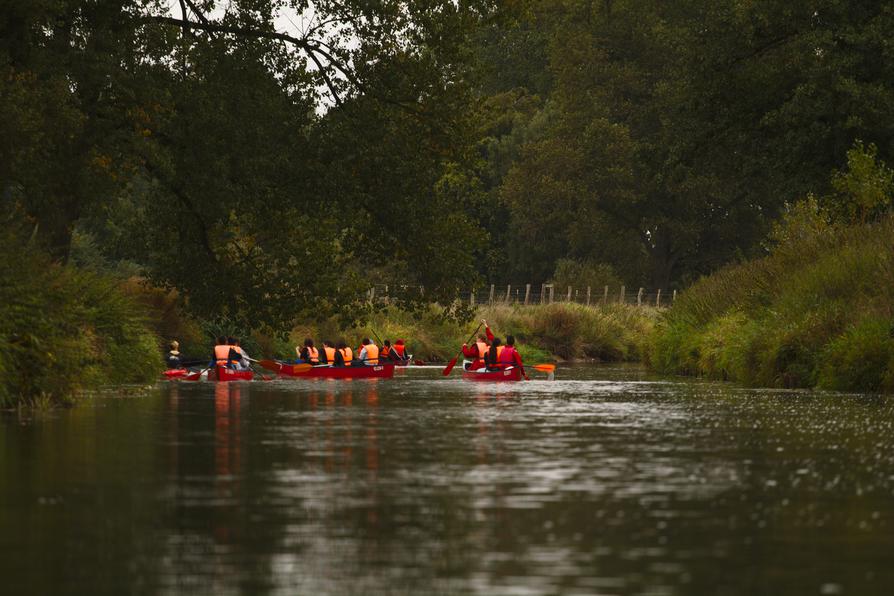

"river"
[2,364,893,595]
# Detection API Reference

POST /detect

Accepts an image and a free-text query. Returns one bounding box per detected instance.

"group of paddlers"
[462,319,528,379]
[294,337,409,367]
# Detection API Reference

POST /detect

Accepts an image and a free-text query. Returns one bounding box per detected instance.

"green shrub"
[818,319,894,392]
[0,218,162,407]
[652,213,894,392]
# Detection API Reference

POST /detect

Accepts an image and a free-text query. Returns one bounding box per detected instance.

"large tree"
[2,0,498,330]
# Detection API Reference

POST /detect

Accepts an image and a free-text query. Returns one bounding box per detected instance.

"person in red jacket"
[462,319,495,370]
[496,334,528,380]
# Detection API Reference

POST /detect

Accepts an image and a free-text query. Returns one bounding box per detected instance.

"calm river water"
[2,364,893,595]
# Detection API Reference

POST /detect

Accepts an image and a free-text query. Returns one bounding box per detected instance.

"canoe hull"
[212,366,254,382]
[279,363,396,380]
[461,367,523,382]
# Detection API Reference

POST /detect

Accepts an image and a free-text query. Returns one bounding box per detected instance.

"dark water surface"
[2,365,893,595]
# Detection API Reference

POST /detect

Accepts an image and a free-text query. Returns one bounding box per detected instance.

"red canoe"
[461,366,523,382]
[162,369,189,379]
[278,363,395,380]
[211,366,254,382]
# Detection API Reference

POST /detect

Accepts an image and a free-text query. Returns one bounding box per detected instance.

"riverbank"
[649,212,894,392]
[272,302,659,365]
[0,218,162,409]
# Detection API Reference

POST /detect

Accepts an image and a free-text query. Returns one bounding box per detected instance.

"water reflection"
[1,368,893,595]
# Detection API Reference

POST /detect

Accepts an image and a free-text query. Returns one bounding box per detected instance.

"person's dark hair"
[323,340,333,348]
[478,334,487,342]
[488,337,502,364]
[362,338,371,345]
[505,335,515,346]
[383,340,392,347]
[217,336,226,345]
[226,337,236,345]
[304,338,314,347]
[336,340,347,350]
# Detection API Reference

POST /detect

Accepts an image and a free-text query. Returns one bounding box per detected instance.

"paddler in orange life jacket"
[335,341,353,367]
[298,338,320,364]
[381,340,401,362]
[212,336,230,368]
[321,340,337,365]
[497,334,528,380]
[462,319,495,370]
[393,339,408,361]
[358,338,379,365]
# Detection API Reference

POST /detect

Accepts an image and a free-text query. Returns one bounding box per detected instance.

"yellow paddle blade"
[532,363,556,372]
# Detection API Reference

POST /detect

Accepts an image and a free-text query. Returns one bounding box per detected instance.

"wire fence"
[366,283,676,308]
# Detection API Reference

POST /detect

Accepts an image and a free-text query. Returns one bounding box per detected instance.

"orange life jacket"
[475,341,488,362]
[339,347,353,366]
[323,346,336,364]
[307,346,319,363]
[363,343,379,365]
[214,344,230,366]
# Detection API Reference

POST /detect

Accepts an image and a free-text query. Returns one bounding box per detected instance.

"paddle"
[442,323,483,376]
[531,364,556,373]
[184,366,210,381]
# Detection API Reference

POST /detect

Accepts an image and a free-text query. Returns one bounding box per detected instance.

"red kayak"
[461,366,524,382]
[162,369,189,379]
[211,366,254,382]
[278,363,395,380]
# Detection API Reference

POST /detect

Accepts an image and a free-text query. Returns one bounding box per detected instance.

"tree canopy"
[3,0,894,331]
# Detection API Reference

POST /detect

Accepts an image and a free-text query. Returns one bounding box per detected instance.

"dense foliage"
[0,214,161,407]
[470,0,894,288]
[1,0,496,331]
[649,146,894,391]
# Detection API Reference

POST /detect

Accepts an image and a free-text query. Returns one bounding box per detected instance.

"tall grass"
[272,302,657,364]
[650,214,894,392]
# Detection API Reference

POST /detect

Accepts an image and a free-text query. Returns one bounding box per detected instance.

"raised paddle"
[531,364,556,373]
[442,322,483,376]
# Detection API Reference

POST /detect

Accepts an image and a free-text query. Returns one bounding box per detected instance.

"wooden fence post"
[619,285,625,304]
[525,283,531,305]
[656,289,662,308]
[470,290,475,306]
[566,286,572,302]
[506,284,511,303]
[549,285,555,303]
[603,285,609,305]
[489,284,495,304]
[575,288,579,303]
[586,286,591,306]
[540,283,545,304]
[637,287,644,306]
[673,289,677,303]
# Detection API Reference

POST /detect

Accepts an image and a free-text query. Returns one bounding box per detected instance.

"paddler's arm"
[482,319,494,342]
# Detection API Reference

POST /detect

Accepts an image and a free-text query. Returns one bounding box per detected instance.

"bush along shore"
[1,219,162,409]
[649,210,894,393]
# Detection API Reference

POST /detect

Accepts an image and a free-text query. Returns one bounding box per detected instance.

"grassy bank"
[1,220,162,408]
[269,302,658,365]
[649,213,894,392]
